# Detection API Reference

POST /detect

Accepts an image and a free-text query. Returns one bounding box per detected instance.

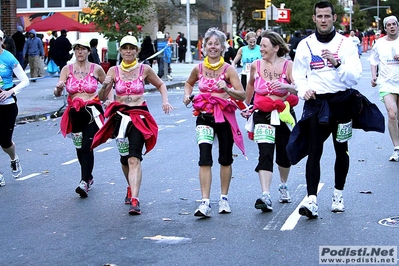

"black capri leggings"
[69,104,103,182]
[196,113,234,167]
[0,103,18,149]
[253,109,295,172]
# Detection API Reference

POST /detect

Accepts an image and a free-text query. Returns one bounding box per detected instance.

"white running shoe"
[194,202,211,217]
[0,173,5,187]
[11,155,22,179]
[75,180,89,198]
[389,150,399,162]
[254,194,273,212]
[299,200,318,218]
[218,198,231,214]
[331,193,345,212]
[278,184,292,203]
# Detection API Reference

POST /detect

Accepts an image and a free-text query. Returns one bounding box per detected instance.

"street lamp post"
[377,0,380,30]
[349,0,353,31]
[377,0,388,30]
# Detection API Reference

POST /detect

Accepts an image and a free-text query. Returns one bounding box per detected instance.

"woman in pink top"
[95,35,173,216]
[246,30,298,213]
[54,39,108,198]
[183,28,246,218]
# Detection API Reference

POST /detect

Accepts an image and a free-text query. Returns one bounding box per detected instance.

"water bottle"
[0,76,3,89]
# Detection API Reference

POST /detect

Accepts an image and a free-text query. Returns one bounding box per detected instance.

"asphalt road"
[1,55,398,266]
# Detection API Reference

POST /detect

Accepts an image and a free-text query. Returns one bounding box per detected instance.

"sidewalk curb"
[15,82,185,124]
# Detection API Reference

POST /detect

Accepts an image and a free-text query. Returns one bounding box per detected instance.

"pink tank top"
[114,65,145,96]
[198,64,232,93]
[254,59,290,97]
[65,64,98,95]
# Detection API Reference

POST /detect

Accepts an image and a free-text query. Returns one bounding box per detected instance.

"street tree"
[356,0,398,32]
[85,0,152,40]
[155,0,224,33]
[233,0,344,35]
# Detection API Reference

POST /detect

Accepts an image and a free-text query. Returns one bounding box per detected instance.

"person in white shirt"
[288,1,362,218]
[348,30,361,57]
[369,15,399,162]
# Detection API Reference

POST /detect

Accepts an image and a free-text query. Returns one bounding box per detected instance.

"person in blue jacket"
[22,29,44,82]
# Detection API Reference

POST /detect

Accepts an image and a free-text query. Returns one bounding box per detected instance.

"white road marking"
[16,172,42,181]
[62,159,78,165]
[175,119,187,124]
[279,183,324,231]
[96,147,113,153]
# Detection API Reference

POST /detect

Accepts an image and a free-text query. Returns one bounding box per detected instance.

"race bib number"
[254,124,275,144]
[336,120,352,143]
[116,138,130,156]
[196,125,214,144]
[71,132,83,149]
[244,63,251,73]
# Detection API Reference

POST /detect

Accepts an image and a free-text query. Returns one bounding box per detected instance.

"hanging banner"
[276,9,291,23]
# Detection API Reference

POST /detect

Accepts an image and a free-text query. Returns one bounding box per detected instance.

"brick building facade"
[1,0,17,36]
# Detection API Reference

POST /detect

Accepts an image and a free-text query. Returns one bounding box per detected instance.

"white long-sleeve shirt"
[293,33,362,99]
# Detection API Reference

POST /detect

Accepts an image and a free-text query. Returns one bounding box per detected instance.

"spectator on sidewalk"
[12,26,26,68]
[51,29,71,73]
[2,30,16,57]
[48,31,57,62]
[139,35,155,67]
[177,33,187,63]
[223,40,236,64]
[0,30,30,187]
[107,39,118,66]
[22,29,44,82]
[88,38,101,64]
[288,31,302,61]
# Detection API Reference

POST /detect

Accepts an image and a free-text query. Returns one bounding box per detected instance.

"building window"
[17,0,27,8]
[65,0,79,7]
[30,0,44,8]
[48,0,62,7]
[17,0,80,9]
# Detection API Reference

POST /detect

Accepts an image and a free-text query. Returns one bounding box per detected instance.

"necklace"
[204,56,225,71]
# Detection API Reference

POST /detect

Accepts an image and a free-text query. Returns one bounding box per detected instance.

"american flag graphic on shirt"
[306,41,325,70]
[310,54,325,70]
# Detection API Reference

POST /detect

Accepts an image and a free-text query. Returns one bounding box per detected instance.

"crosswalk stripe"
[280,183,324,231]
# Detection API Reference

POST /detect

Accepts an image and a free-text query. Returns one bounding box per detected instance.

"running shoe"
[125,186,132,204]
[255,194,273,212]
[218,198,231,214]
[11,155,22,179]
[87,179,94,191]
[0,173,5,187]
[278,184,292,203]
[194,201,211,217]
[129,198,141,215]
[331,192,345,212]
[389,150,399,162]
[299,200,318,218]
[75,180,89,198]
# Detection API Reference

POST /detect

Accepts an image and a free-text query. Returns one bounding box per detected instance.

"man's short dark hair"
[90,38,98,47]
[314,1,335,15]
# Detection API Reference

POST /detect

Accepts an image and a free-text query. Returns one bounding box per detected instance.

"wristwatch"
[334,60,341,69]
